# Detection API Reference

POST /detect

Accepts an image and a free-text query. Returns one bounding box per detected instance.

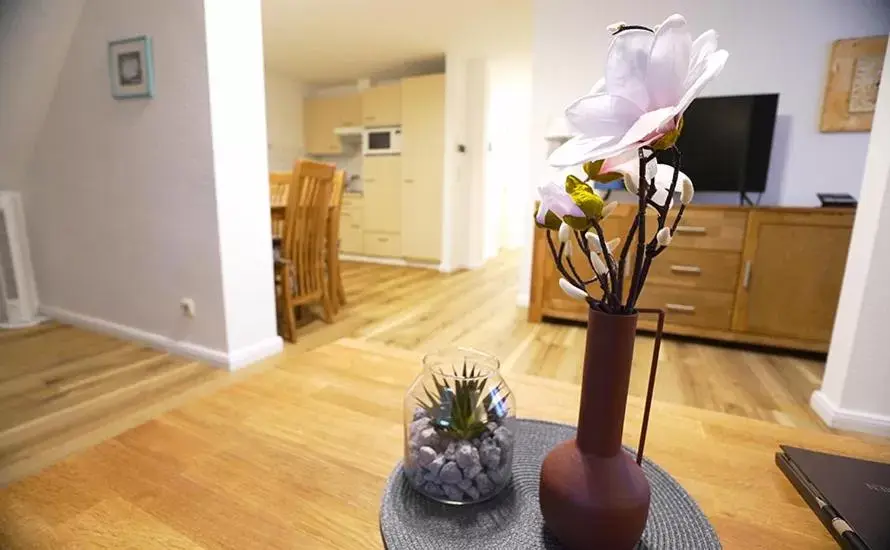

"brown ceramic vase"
[539,308,650,550]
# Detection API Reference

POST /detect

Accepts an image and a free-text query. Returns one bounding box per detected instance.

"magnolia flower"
[537,181,584,227]
[559,278,588,301]
[656,227,673,246]
[549,14,728,168]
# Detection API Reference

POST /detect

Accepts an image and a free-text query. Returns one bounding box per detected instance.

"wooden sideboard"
[528,204,855,353]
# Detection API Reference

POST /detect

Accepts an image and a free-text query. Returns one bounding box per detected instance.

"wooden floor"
[0,250,832,486]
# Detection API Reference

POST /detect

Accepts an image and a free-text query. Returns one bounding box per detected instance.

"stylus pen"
[784,456,869,550]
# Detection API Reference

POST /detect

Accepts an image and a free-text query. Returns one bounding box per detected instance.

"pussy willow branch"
[617,216,639,299]
[626,148,649,312]
[575,229,618,311]
[545,230,585,290]
[628,146,686,309]
[589,218,620,306]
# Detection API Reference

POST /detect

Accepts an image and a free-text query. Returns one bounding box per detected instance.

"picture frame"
[820,35,887,133]
[108,35,154,99]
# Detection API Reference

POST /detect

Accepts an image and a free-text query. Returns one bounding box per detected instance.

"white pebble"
[416,446,436,467]
[439,461,463,484]
[465,486,480,501]
[457,478,473,491]
[409,417,431,436]
[480,444,501,469]
[455,444,480,470]
[442,484,463,501]
[475,473,494,495]
[426,455,445,476]
[464,463,483,481]
[423,482,444,497]
[418,427,439,447]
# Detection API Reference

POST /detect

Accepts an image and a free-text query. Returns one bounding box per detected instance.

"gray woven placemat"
[380,418,720,549]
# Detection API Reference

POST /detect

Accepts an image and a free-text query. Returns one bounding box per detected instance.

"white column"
[203,0,282,368]
[811,37,890,436]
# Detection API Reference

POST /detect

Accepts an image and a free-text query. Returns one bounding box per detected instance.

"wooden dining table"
[2,339,889,549]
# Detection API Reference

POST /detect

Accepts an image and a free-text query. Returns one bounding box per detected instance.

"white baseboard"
[339,254,441,271]
[810,390,890,437]
[40,305,282,371]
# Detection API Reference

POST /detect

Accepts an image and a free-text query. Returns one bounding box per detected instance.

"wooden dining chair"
[327,170,348,314]
[269,171,291,240]
[276,160,336,342]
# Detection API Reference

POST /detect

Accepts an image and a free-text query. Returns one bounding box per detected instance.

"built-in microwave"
[363,126,401,156]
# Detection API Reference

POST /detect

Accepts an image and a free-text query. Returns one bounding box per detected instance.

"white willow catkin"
[590,251,609,276]
[558,278,588,301]
[558,222,571,243]
[586,232,603,253]
[681,178,695,205]
[601,201,618,219]
[656,227,673,247]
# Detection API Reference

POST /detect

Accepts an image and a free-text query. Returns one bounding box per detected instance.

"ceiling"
[261,0,532,85]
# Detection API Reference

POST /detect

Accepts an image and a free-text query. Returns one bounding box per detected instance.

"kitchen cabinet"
[362,155,401,234]
[400,74,445,261]
[731,209,852,344]
[361,83,401,127]
[339,194,364,254]
[304,94,361,155]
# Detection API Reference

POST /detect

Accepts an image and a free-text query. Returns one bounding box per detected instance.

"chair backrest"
[269,171,291,207]
[269,171,291,239]
[282,160,335,299]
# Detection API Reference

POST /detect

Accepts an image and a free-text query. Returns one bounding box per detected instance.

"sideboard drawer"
[643,248,741,292]
[636,285,734,330]
[363,232,401,257]
[647,209,747,252]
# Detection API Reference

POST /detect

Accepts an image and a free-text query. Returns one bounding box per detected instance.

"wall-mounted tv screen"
[656,94,779,193]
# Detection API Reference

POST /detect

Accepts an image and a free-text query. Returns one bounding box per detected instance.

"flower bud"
[656,227,673,247]
[606,21,626,33]
[681,178,695,205]
[586,232,602,253]
[601,201,618,219]
[590,252,609,276]
[558,221,571,243]
[558,278,588,301]
[606,237,620,254]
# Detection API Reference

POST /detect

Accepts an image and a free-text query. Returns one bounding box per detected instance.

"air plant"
[416,361,511,441]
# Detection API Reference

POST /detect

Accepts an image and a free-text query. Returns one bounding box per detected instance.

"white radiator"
[0,191,44,328]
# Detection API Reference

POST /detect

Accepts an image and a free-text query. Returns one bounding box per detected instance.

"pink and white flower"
[549,14,728,168]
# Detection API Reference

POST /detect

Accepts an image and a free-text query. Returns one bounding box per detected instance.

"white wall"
[812,43,890,436]
[204,0,281,362]
[441,54,470,271]
[521,0,890,303]
[0,0,85,191]
[485,55,532,253]
[264,71,305,171]
[25,0,279,367]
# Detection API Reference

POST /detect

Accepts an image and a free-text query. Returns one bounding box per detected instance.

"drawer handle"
[666,303,696,313]
[378,237,388,242]
[365,116,376,121]
[675,226,707,234]
[342,121,353,126]
[743,260,752,289]
[670,264,701,274]
[404,179,414,183]
[365,178,375,182]
[351,224,360,229]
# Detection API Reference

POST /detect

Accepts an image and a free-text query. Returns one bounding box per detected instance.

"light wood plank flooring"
[0,250,831,485]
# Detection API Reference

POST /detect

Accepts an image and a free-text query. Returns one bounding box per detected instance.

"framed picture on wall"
[108,35,154,99]
[820,35,887,132]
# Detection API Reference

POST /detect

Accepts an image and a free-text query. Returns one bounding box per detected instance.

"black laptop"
[776,445,890,549]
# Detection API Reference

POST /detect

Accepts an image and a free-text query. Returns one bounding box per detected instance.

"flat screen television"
[656,94,779,193]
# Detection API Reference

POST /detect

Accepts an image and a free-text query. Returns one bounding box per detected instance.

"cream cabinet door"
[363,156,401,234]
[304,96,341,155]
[400,74,445,261]
[361,83,401,127]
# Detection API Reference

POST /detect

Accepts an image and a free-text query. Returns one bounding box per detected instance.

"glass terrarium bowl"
[403,347,517,505]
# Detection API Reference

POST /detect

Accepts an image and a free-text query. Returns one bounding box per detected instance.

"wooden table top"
[2,339,888,549]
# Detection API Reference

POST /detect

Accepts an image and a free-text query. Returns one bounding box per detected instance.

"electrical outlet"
[180,298,196,318]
